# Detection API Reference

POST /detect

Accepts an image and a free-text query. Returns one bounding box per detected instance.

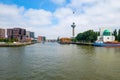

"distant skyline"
[0,0,120,39]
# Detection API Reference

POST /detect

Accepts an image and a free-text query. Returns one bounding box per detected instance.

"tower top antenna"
[73,11,75,14]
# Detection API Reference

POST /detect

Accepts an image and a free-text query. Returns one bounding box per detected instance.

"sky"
[0,0,120,39]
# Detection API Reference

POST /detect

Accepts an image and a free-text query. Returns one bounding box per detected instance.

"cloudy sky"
[0,0,120,39]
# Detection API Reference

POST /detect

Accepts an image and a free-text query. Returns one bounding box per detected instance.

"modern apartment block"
[7,28,26,42]
[26,31,35,39]
[26,31,35,42]
[0,28,5,39]
[30,32,35,39]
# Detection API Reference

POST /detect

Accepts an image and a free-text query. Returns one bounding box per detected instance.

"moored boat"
[93,41,120,47]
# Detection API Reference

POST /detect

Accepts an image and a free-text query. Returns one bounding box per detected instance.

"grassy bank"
[0,42,35,47]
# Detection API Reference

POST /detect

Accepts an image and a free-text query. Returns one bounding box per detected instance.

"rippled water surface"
[0,43,120,80]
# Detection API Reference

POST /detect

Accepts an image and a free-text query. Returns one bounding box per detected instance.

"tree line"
[76,29,120,42]
[0,38,18,43]
[113,29,120,42]
[76,30,99,42]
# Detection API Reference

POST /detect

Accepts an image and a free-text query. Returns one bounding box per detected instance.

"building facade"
[30,32,35,39]
[59,37,71,43]
[37,36,46,43]
[0,28,5,39]
[26,31,35,42]
[97,28,115,42]
[7,28,26,42]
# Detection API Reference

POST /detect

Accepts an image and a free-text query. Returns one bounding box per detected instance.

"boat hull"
[93,42,120,47]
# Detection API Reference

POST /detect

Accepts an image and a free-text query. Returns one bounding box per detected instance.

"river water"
[0,42,120,80]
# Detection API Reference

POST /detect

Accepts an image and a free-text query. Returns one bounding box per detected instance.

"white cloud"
[54,8,73,20]
[24,9,52,26]
[0,4,23,27]
[0,0,120,39]
[0,3,53,38]
[68,0,97,9]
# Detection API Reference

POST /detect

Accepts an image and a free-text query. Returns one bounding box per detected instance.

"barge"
[93,41,120,47]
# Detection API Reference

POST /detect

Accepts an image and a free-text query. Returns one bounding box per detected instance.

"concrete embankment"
[0,42,35,47]
[73,42,93,46]
[59,42,93,46]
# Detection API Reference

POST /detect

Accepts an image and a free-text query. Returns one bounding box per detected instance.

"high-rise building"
[0,28,5,39]
[7,28,26,42]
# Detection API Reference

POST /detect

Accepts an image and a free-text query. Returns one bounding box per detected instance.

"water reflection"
[0,43,120,80]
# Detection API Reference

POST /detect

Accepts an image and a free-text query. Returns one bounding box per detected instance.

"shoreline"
[0,42,35,47]
[59,42,93,46]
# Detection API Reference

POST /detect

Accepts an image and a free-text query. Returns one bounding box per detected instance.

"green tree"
[76,33,84,42]
[113,29,118,40]
[0,38,6,42]
[118,29,120,42]
[76,30,98,42]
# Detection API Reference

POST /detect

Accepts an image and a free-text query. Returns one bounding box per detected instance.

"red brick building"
[59,37,71,43]
[0,28,5,39]
[37,36,46,42]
